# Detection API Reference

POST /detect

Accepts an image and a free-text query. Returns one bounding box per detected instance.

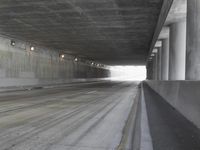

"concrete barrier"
[119,84,154,150]
[146,81,200,129]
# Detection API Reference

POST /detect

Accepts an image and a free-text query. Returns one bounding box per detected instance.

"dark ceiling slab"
[0,0,163,65]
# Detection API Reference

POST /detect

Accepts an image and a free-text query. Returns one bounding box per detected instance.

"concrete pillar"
[157,47,162,80]
[161,38,169,80]
[152,56,156,80]
[152,53,158,80]
[150,61,153,80]
[146,61,153,80]
[186,0,200,80]
[169,21,186,80]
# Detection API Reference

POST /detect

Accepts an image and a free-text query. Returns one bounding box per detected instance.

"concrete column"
[157,47,162,80]
[169,21,186,80]
[158,46,162,80]
[152,56,156,80]
[146,65,149,80]
[146,61,153,80]
[150,61,153,80]
[152,53,158,80]
[186,0,200,80]
[161,38,169,80]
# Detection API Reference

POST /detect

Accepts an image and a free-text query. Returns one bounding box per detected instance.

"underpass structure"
[0,0,200,150]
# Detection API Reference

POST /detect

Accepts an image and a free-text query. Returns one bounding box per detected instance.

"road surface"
[0,81,138,150]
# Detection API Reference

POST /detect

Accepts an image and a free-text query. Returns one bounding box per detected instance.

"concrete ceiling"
[0,0,164,65]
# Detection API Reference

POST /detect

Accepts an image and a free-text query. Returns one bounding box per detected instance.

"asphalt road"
[0,81,138,150]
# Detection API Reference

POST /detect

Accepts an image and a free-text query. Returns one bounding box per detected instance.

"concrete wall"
[146,81,200,129]
[0,36,110,87]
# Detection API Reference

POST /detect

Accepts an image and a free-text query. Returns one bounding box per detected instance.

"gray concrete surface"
[156,0,186,59]
[0,81,138,150]
[157,47,162,80]
[143,83,200,150]
[149,0,187,77]
[186,0,200,80]
[0,36,110,88]
[0,79,109,93]
[161,38,169,80]
[146,61,153,80]
[169,20,186,80]
[140,85,153,150]
[146,81,200,130]
[164,0,187,26]
[148,0,173,59]
[153,53,158,80]
[0,1,164,65]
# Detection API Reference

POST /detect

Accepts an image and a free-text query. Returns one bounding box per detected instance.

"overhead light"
[74,58,78,62]
[60,54,65,58]
[91,62,94,65]
[11,40,15,46]
[30,46,35,51]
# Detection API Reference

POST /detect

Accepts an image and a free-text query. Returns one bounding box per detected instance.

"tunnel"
[0,0,199,150]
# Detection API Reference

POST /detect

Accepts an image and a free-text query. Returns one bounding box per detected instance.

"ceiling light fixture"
[30,46,35,51]
[74,58,78,62]
[60,54,65,58]
[11,40,15,46]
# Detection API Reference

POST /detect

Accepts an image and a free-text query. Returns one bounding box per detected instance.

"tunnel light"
[60,54,65,58]
[74,58,78,62]
[30,46,35,51]
[11,40,15,46]
[91,62,94,65]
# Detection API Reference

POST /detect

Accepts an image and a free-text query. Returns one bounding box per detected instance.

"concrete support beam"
[186,0,200,80]
[169,21,186,80]
[161,38,169,80]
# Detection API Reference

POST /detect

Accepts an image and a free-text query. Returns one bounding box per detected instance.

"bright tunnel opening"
[110,66,146,81]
